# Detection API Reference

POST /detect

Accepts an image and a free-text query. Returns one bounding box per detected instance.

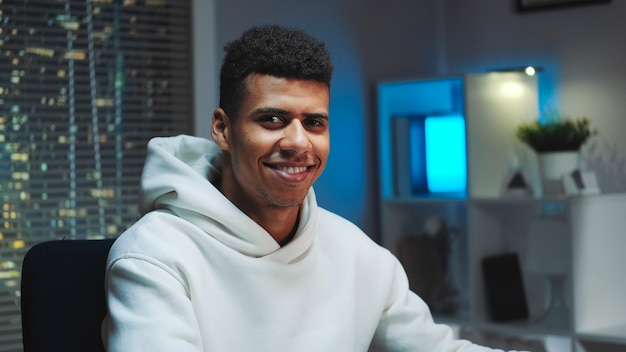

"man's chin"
[266,194,307,209]
[269,199,305,209]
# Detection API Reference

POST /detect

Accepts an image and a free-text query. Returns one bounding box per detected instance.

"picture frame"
[516,0,611,12]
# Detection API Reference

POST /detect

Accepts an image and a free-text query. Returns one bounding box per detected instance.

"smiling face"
[212,74,330,220]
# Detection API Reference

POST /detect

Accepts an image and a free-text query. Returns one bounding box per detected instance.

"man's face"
[213,74,330,214]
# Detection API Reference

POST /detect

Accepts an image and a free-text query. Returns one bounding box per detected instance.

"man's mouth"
[265,163,313,182]
[272,165,309,174]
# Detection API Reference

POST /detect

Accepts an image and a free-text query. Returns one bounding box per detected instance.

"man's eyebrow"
[253,107,329,119]
[304,112,329,120]
[252,107,288,115]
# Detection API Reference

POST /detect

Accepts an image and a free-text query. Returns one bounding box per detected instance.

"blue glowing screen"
[424,115,467,193]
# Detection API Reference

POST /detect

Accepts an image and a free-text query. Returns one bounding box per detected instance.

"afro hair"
[218,24,334,118]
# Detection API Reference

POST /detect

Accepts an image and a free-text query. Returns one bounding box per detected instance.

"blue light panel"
[424,115,467,193]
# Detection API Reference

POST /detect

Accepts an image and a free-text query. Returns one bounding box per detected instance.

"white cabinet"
[378,72,541,201]
[466,195,626,351]
[572,194,626,351]
[377,74,626,351]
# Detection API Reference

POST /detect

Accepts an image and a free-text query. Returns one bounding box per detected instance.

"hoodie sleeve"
[102,255,203,352]
[370,257,529,352]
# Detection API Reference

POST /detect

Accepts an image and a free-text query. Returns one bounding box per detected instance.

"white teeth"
[276,166,307,174]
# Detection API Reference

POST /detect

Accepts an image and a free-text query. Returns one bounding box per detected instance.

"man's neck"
[277,215,300,246]
[214,166,302,245]
[249,206,300,245]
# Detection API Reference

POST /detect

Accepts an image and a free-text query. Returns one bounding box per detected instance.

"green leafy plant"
[516,112,597,153]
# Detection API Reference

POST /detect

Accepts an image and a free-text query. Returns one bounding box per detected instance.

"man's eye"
[261,115,283,124]
[304,118,325,128]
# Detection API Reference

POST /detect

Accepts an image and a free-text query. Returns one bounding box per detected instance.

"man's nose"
[279,120,312,153]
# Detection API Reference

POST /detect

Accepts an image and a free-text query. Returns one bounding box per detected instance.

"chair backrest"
[21,239,115,352]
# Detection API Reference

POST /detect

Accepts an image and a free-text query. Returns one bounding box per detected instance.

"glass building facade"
[0,1,192,349]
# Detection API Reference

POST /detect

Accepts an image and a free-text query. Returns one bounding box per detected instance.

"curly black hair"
[219,24,334,118]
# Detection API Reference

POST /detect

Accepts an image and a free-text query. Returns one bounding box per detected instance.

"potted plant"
[516,113,597,153]
[516,111,597,195]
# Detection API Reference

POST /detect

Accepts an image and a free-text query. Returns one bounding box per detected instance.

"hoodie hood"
[138,135,317,261]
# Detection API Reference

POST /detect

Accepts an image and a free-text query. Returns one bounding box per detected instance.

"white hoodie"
[102,135,521,352]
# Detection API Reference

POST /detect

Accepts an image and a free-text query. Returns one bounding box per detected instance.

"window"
[0,0,193,349]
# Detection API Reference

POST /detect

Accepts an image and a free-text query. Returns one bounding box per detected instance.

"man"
[102,25,527,351]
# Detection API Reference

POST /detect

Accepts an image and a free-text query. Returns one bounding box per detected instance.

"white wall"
[192,0,217,140]
[194,0,626,238]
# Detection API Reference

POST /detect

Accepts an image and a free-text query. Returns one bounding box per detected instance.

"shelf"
[470,195,568,204]
[434,314,471,326]
[473,320,572,338]
[577,323,626,345]
[378,74,626,351]
[383,196,466,204]
[384,193,613,206]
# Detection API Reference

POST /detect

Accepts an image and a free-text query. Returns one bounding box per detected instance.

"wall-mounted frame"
[516,0,611,12]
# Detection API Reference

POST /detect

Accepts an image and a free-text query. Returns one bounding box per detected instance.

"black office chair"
[20,239,115,352]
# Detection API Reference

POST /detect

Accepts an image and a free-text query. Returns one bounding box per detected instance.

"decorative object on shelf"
[504,171,532,195]
[397,218,460,317]
[516,0,611,13]
[579,139,626,193]
[503,155,534,196]
[516,111,598,195]
[422,217,460,316]
[482,253,529,322]
[525,218,571,330]
[562,169,601,195]
[391,114,467,197]
[397,236,445,312]
[460,328,547,352]
[537,151,580,195]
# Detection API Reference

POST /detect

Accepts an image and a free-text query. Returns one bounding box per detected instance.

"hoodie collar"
[140,135,318,263]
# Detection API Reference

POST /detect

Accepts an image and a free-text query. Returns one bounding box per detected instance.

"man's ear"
[211,108,231,150]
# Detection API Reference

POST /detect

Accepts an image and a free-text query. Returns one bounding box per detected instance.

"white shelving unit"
[572,193,626,352]
[377,73,626,352]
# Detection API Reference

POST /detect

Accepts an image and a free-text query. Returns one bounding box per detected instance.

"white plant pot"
[538,151,580,195]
